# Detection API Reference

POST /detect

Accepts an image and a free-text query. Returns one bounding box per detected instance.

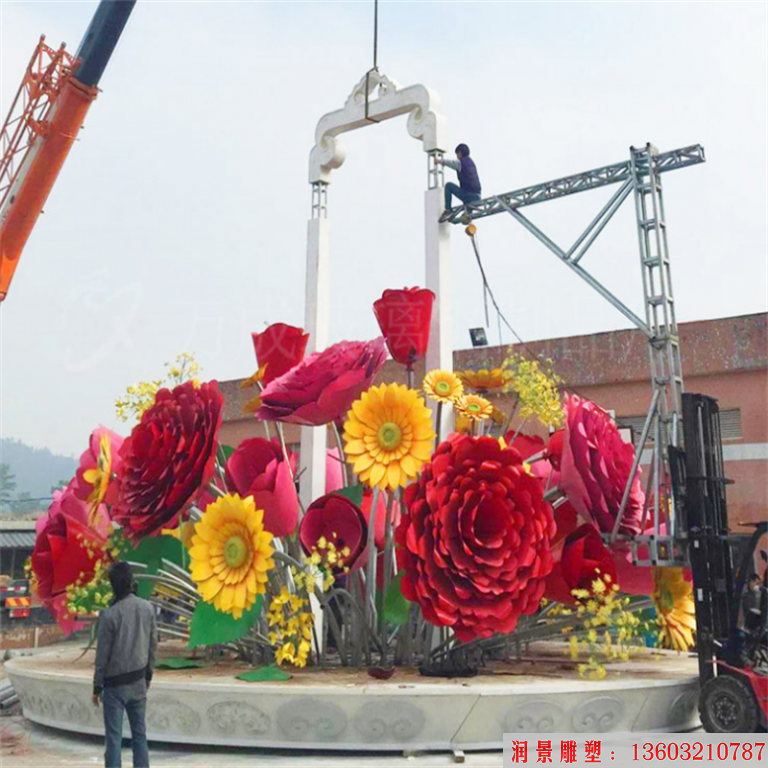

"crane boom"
[0,0,136,301]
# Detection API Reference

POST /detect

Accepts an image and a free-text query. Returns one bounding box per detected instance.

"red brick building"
[220,312,767,531]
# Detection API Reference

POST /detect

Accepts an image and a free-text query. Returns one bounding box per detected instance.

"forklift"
[671,393,767,732]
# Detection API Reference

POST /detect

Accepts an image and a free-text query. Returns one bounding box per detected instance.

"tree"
[50,479,68,494]
[0,464,17,512]
[12,492,38,515]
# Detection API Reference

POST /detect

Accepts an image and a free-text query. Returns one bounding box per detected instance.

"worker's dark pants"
[102,680,149,768]
[445,182,481,210]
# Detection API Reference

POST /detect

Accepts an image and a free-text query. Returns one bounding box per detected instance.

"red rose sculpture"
[256,338,387,426]
[224,437,299,537]
[396,435,556,641]
[252,323,309,385]
[32,486,109,633]
[112,380,224,539]
[373,287,435,367]
[545,523,619,604]
[552,394,645,536]
[299,492,369,572]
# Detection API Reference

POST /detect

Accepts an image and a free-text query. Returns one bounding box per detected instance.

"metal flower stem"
[406,364,414,390]
[435,401,443,445]
[379,489,396,663]
[365,486,380,632]
[509,417,529,446]
[330,421,350,487]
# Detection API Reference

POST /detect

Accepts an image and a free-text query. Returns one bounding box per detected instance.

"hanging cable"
[373,0,379,71]
[465,225,595,403]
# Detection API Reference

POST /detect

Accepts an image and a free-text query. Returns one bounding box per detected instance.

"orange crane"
[0,0,135,301]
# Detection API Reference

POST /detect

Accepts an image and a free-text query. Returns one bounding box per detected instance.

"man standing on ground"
[437,143,482,211]
[93,561,157,768]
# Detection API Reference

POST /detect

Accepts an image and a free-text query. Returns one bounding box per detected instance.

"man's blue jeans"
[102,681,149,768]
[445,182,481,210]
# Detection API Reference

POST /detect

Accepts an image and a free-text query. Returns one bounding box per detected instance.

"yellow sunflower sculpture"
[343,383,435,490]
[455,393,494,422]
[423,369,463,404]
[189,494,275,619]
[457,367,512,392]
[652,567,696,652]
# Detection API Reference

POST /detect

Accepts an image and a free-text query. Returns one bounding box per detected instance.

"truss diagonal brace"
[569,179,633,264]
[497,198,653,338]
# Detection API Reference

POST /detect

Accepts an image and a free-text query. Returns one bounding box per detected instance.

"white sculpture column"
[300,182,332,511]
[425,157,454,438]
[301,71,450,509]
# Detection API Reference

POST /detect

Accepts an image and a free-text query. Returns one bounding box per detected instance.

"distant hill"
[0,438,78,509]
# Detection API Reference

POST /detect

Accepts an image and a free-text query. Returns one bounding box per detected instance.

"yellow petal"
[344,439,367,456]
[400,454,417,477]
[369,462,386,488]
[220,585,234,611]
[199,577,223,601]
[387,462,401,489]
[353,453,375,474]
[190,562,215,581]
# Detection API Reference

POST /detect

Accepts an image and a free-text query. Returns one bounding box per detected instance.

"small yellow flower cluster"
[65,557,114,619]
[115,352,201,422]
[23,556,38,594]
[267,586,314,668]
[549,570,641,680]
[307,535,352,591]
[503,353,564,428]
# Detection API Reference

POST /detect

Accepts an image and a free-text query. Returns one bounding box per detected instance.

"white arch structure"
[301,71,452,508]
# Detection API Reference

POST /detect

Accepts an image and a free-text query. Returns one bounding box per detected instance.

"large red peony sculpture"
[396,435,556,641]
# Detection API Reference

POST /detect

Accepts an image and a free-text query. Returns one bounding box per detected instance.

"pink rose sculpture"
[551,394,645,536]
[256,338,387,426]
[224,437,299,537]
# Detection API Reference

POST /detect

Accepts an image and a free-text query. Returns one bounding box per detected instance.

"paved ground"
[1,716,502,768]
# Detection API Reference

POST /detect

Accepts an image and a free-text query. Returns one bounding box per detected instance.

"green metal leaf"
[124,536,186,599]
[155,657,209,670]
[236,664,292,682]
[383,572,411,627]
[187,596,263,649]
[218,444,235,463]
[334,484,364,507]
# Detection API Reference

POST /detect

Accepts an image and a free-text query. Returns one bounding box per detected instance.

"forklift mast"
[671,394,735,681]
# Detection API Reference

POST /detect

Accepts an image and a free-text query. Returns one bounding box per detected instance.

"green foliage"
[187,596,263,649]
[218,445,234,464]
[155,657,209,670]
[123,536,186,599]
[383,572,411,627]
[334,484,364,507]
[236,664,291,682]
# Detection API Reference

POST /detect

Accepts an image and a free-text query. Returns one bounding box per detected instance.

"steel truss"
[445,143,705,566]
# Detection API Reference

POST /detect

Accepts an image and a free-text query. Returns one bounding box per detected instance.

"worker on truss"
[436,143,482,211]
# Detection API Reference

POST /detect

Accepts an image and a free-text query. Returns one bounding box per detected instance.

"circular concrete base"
[7,643,700,751]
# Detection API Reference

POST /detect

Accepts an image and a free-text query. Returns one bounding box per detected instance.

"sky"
[0,0,766,457]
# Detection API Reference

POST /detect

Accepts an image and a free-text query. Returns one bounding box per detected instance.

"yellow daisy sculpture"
[343,383,435,490]
[423,369,463,404]
[189,494,275,619]
[455,393,494,422]
[456,367,512,392]
[652,567,696,652]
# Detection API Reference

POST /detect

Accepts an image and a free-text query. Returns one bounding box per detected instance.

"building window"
[617,408,743,446]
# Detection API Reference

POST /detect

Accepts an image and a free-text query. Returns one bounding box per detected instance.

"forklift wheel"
[700,675,760,733]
